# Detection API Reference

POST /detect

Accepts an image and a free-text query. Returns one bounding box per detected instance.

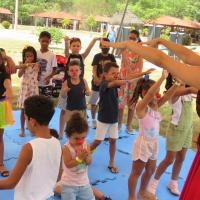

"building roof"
[94,15,109,23]
[146,16,200,29]
[0,7,12,15]
[109,10,143,26]
[30,12,81,21]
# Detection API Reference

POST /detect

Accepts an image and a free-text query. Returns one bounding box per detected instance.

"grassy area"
[1,33,199,149]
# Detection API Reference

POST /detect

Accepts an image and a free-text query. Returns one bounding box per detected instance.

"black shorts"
[39,86,53,98]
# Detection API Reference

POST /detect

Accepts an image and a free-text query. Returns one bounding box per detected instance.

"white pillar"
[14,0,19,30]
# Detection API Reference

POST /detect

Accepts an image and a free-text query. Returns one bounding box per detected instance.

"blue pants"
[61,184,95,200]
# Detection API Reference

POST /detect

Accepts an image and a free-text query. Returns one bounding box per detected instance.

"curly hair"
[22,46,37,63]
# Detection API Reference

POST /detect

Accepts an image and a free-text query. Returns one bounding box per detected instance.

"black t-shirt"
[91,53,116,91]
[98,80,119,123]
[66,78,86,111]
[64,54,85,80]
[0,71,10,100]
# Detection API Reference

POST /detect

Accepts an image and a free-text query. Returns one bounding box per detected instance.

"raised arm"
[144,38,200,66]
[102,40,200,89]
[64,36,70,59]
[136,72,166,118]
[81,38,100,59]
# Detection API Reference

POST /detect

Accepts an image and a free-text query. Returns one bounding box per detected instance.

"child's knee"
[109,138,116,145]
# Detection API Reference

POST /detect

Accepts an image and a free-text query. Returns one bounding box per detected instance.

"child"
[118,30,143,134]
[57,36,99,138]
[0,48,16,74]
[0,95,62,200]
[148,74,198,197]
[61,112,95,200]
[61,60,90,123]
[37,31,58,97]
[127,71,177,200]
[0,52,14,177]
[90,62,141,173]
[89,37,116,129]
[17,46,39,137]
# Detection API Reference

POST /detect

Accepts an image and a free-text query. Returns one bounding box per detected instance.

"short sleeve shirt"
[98,80,119,123]
[92,53,116,91]
[37,50,57,87]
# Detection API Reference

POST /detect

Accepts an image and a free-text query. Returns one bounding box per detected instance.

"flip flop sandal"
[108,166,119,174]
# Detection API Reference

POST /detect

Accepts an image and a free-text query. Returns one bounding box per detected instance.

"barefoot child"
[0,95,62,200]
[17,46,39,137]
[148,74,198,196]
[61,113,95,200]
[58,36,99,138]
[127,71,177,200]
[0,52,14,177]
[90,62,143,173]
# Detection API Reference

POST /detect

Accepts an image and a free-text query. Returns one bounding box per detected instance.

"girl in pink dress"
[17,46,39,137]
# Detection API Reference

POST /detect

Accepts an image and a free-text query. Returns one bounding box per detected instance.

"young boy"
[89,38,116,129]
[0,95,62,200]
[37,31,57,97]
[90,62,138,173]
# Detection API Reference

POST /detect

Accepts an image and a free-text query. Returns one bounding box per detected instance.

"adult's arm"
[102,40,200,89]
[144,38,200,66]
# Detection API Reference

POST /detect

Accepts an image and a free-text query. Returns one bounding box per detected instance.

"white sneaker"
[148,179,159,195]
[167,181,180,196]
[126,128,136,135]
[91,120,97,129]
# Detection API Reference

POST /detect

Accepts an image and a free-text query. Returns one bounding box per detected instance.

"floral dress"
[17,65,39,108]
[118,49,143,110]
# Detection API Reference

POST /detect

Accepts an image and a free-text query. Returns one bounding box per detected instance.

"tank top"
[61,142,89,187]
[64,54,85,79]
[66,78,86,110]
[14,137,61,200]
[138,106,162,140]
[170,94,192,125]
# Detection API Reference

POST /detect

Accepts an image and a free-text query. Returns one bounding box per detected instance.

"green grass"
[1,34,199,150]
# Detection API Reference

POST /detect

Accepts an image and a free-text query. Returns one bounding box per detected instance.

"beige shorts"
[132,135,158,162]
[95,121,118,140]
[65,110,87,122]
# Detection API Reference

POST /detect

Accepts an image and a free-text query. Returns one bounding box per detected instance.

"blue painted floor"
[0,109,195,200]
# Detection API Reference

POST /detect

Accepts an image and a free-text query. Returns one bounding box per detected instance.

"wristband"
[75,156,83,164]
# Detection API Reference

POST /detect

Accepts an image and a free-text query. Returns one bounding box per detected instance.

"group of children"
[0,30,197,200]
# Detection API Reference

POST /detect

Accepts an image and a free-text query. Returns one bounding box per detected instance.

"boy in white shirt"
[37,31,57,97]
[0,95,62,200]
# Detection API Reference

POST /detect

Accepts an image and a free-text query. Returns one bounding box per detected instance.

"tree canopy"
[1,0,200,23]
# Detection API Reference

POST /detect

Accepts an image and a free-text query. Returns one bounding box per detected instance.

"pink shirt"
[61,142,89,187]
[138,107,162,140]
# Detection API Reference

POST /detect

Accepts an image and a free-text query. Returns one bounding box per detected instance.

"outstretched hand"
[144,68,155,75]
[142,38,161,48]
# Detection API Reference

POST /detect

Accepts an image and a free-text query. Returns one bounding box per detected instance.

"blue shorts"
[61,184,95,200]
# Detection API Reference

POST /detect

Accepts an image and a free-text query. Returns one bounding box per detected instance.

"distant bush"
[37,27,64,44]
[182,34,192,46]
[2,21,11,29]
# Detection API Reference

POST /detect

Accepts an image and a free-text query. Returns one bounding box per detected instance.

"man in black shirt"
[89,38,116,129]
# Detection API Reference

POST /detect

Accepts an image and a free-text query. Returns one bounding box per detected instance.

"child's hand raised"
[64,36,70,41]
[161,70,169,79]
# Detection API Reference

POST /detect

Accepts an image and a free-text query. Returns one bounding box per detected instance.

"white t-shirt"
[14,137,61,200]
[37,50,57,87]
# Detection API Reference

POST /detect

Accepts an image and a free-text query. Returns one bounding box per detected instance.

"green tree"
[86,15,97,31]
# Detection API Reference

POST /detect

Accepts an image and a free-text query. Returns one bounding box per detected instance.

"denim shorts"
[61,184,95,200]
